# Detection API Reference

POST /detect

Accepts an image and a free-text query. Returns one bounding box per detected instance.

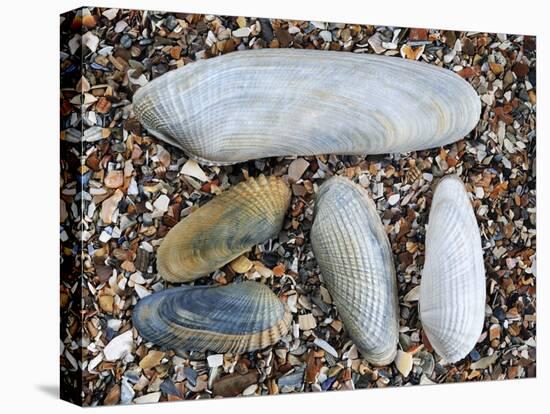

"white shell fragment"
[103,330,134,362]
[420,175,486,363]
[133,49,481,165]
[311,177,399,365]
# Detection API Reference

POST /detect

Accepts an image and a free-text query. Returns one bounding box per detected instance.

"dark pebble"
[188,350,207,361]
[120,34,133,48]
[528,66,536,87]
[78,171,91,187]
[512,62,529,78]
[298,269,310,284]
[392,376,403,387]
[354,375,371,389]
[254,159,266,171]
[110,142,126,153]
[524,35,535,52]
[510,336,523,346]
[518,88,530,102]
[434,363,447,376]
[118,199,130,214]
[105,327,117,341]
[152,63,169,78]
[259,18,273,42]
[342,155,362,166]
[184,366,198,387]
[123,118,142,135]
[164,15,178,31]
[407,375,420,386]
[61,63,78,75]
[123,371,140,384]
[321,376,337,391]
[262,252,279,267]
[160,379,183,398]
[493,307,506,322]
[310,294,331,314]
[443,30,456,47]
[165,170,178,181]
[462,37,475,56]
[275,28,292,47]
[469,349,481,361]
[113,46,132,60]
[277,231,289,244]
[278,368,305,389]
[507,292,519,307]
[142,213,153,226]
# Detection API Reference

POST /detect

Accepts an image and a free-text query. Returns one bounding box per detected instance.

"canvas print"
[59,6,536,407]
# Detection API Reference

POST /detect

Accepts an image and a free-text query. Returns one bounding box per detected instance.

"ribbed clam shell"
[420,175,486,363]
[133,48,481,165]
[157,175,290,282]
[311,177,399,365]
[133,282,292,353]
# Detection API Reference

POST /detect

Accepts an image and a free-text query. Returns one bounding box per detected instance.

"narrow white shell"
[133,49,481,165]
[420,175,486,363]
[311,177,399,365]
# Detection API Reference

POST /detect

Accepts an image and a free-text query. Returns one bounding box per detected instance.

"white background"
[0,0,546,412]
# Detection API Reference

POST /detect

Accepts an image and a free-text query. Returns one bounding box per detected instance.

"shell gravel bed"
[59,7,536,406]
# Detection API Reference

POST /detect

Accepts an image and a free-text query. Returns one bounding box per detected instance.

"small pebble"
[120,34,132,48]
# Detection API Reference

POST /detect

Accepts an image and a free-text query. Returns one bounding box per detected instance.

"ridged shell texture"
[311,177,399,365]
[133,281,292,353]
[420,175,486,363]
[157,175,291,282]
[133,48,481,165]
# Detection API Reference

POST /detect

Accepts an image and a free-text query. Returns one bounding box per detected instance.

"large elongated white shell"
[419,175,486,363]
[133,49,481,165]
[311,177,399,365]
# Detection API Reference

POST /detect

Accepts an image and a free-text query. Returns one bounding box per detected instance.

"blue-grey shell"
[133,282,291,353]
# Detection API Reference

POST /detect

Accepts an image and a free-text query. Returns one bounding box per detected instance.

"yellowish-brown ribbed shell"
[157,175,291,282]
